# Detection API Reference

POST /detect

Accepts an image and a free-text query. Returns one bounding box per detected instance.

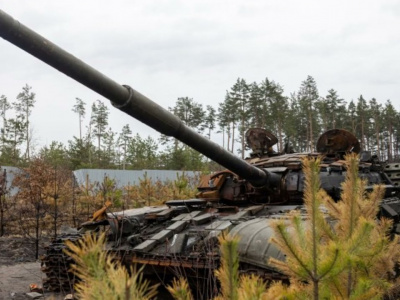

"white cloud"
[0,0,399,150]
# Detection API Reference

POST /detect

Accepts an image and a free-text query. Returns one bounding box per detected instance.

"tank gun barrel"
[0,10,268,187]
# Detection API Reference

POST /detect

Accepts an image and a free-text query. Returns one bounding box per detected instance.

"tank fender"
[229,218,285,270]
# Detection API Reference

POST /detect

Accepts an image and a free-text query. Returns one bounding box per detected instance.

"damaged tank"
[1,10,400,299]
[39,129,400,299]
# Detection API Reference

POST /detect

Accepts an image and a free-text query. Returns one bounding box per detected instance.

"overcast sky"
[1,0,400,152]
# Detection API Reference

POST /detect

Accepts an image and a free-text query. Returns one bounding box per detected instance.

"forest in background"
[1,74,399,172]
[1,73,399,261]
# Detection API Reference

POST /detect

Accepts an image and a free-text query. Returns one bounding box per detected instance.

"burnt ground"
[0,236,66,299]
[0,236,175,299]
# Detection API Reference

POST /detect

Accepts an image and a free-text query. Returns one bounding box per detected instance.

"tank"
[1,10,400,299]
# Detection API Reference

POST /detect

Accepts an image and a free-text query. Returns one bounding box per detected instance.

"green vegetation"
[266,154,400,299]
[1,76,400,169]
[62,154,400,300]
[65,233,158,300]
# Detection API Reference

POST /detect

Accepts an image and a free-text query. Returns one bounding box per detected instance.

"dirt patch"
[0,262,43,299]
[0,236,41,266]
[0,236,68,299]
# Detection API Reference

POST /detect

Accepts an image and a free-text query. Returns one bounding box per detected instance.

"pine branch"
[167,277,193,300]
[215,234,239,300]
[270,221,314,279]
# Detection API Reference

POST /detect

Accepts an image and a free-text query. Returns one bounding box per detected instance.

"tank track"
[40,234,82,293]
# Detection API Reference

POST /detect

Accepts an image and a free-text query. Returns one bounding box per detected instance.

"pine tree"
[322,154,399,298]
[14,84,36,160]
[127,134,159,169]
[297,76,320,151]
[356,95,368,151]
[67,136,95,169]
[269,157,340,299]
[383,100,397,161]
[91,100,109,156]
[39,141,68,167]
[72,97,86,141]
[0,95,11,152]
[13,158,63,258]
[259,78,288,152]
[102,127,117,168]
[64,233,158,299]
[118,124,132,170]
[171,97,205,131]
[317,89,345,131]
[268,154,400,299]
[288,93,307,151]
[5,116,25,164]
[217,94,231,150]
[228,78,250,158]
[247,81,264,128]
[162,97,206,158]
[204,105,216,140]
[369,98,383,160]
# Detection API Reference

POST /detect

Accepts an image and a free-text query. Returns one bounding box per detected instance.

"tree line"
[1,76,399,171]
[218,76,399,161]
[0,158,197,258]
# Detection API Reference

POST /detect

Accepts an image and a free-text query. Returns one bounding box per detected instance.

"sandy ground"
[0,237,66,300]
[0,262,67,299]
[0,262,45,299]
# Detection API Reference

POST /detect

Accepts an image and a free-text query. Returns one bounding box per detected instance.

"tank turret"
[2,10,400,299]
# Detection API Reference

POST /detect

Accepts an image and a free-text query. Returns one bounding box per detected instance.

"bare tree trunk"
[222,127,225,149]
[0,204,4,236]
[72,174,77,228]
[375,126,380,160]
[360,116,365,151]
[123,143,126,170]
[79,114,82,141]
[241,118,245,159]
[277,118,283,152]
[35,204,40,260]
[26,109,30,160]
[309,106,314,152]
[1,169,7,236]
[231,123,235,153]
[227,127,231,151]
[388,124,393,162]
[53,196,58,239]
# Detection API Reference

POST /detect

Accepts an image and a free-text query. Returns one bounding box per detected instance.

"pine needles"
[64,233,158,300]
[214,234,240,300]
[268,154,400,299]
